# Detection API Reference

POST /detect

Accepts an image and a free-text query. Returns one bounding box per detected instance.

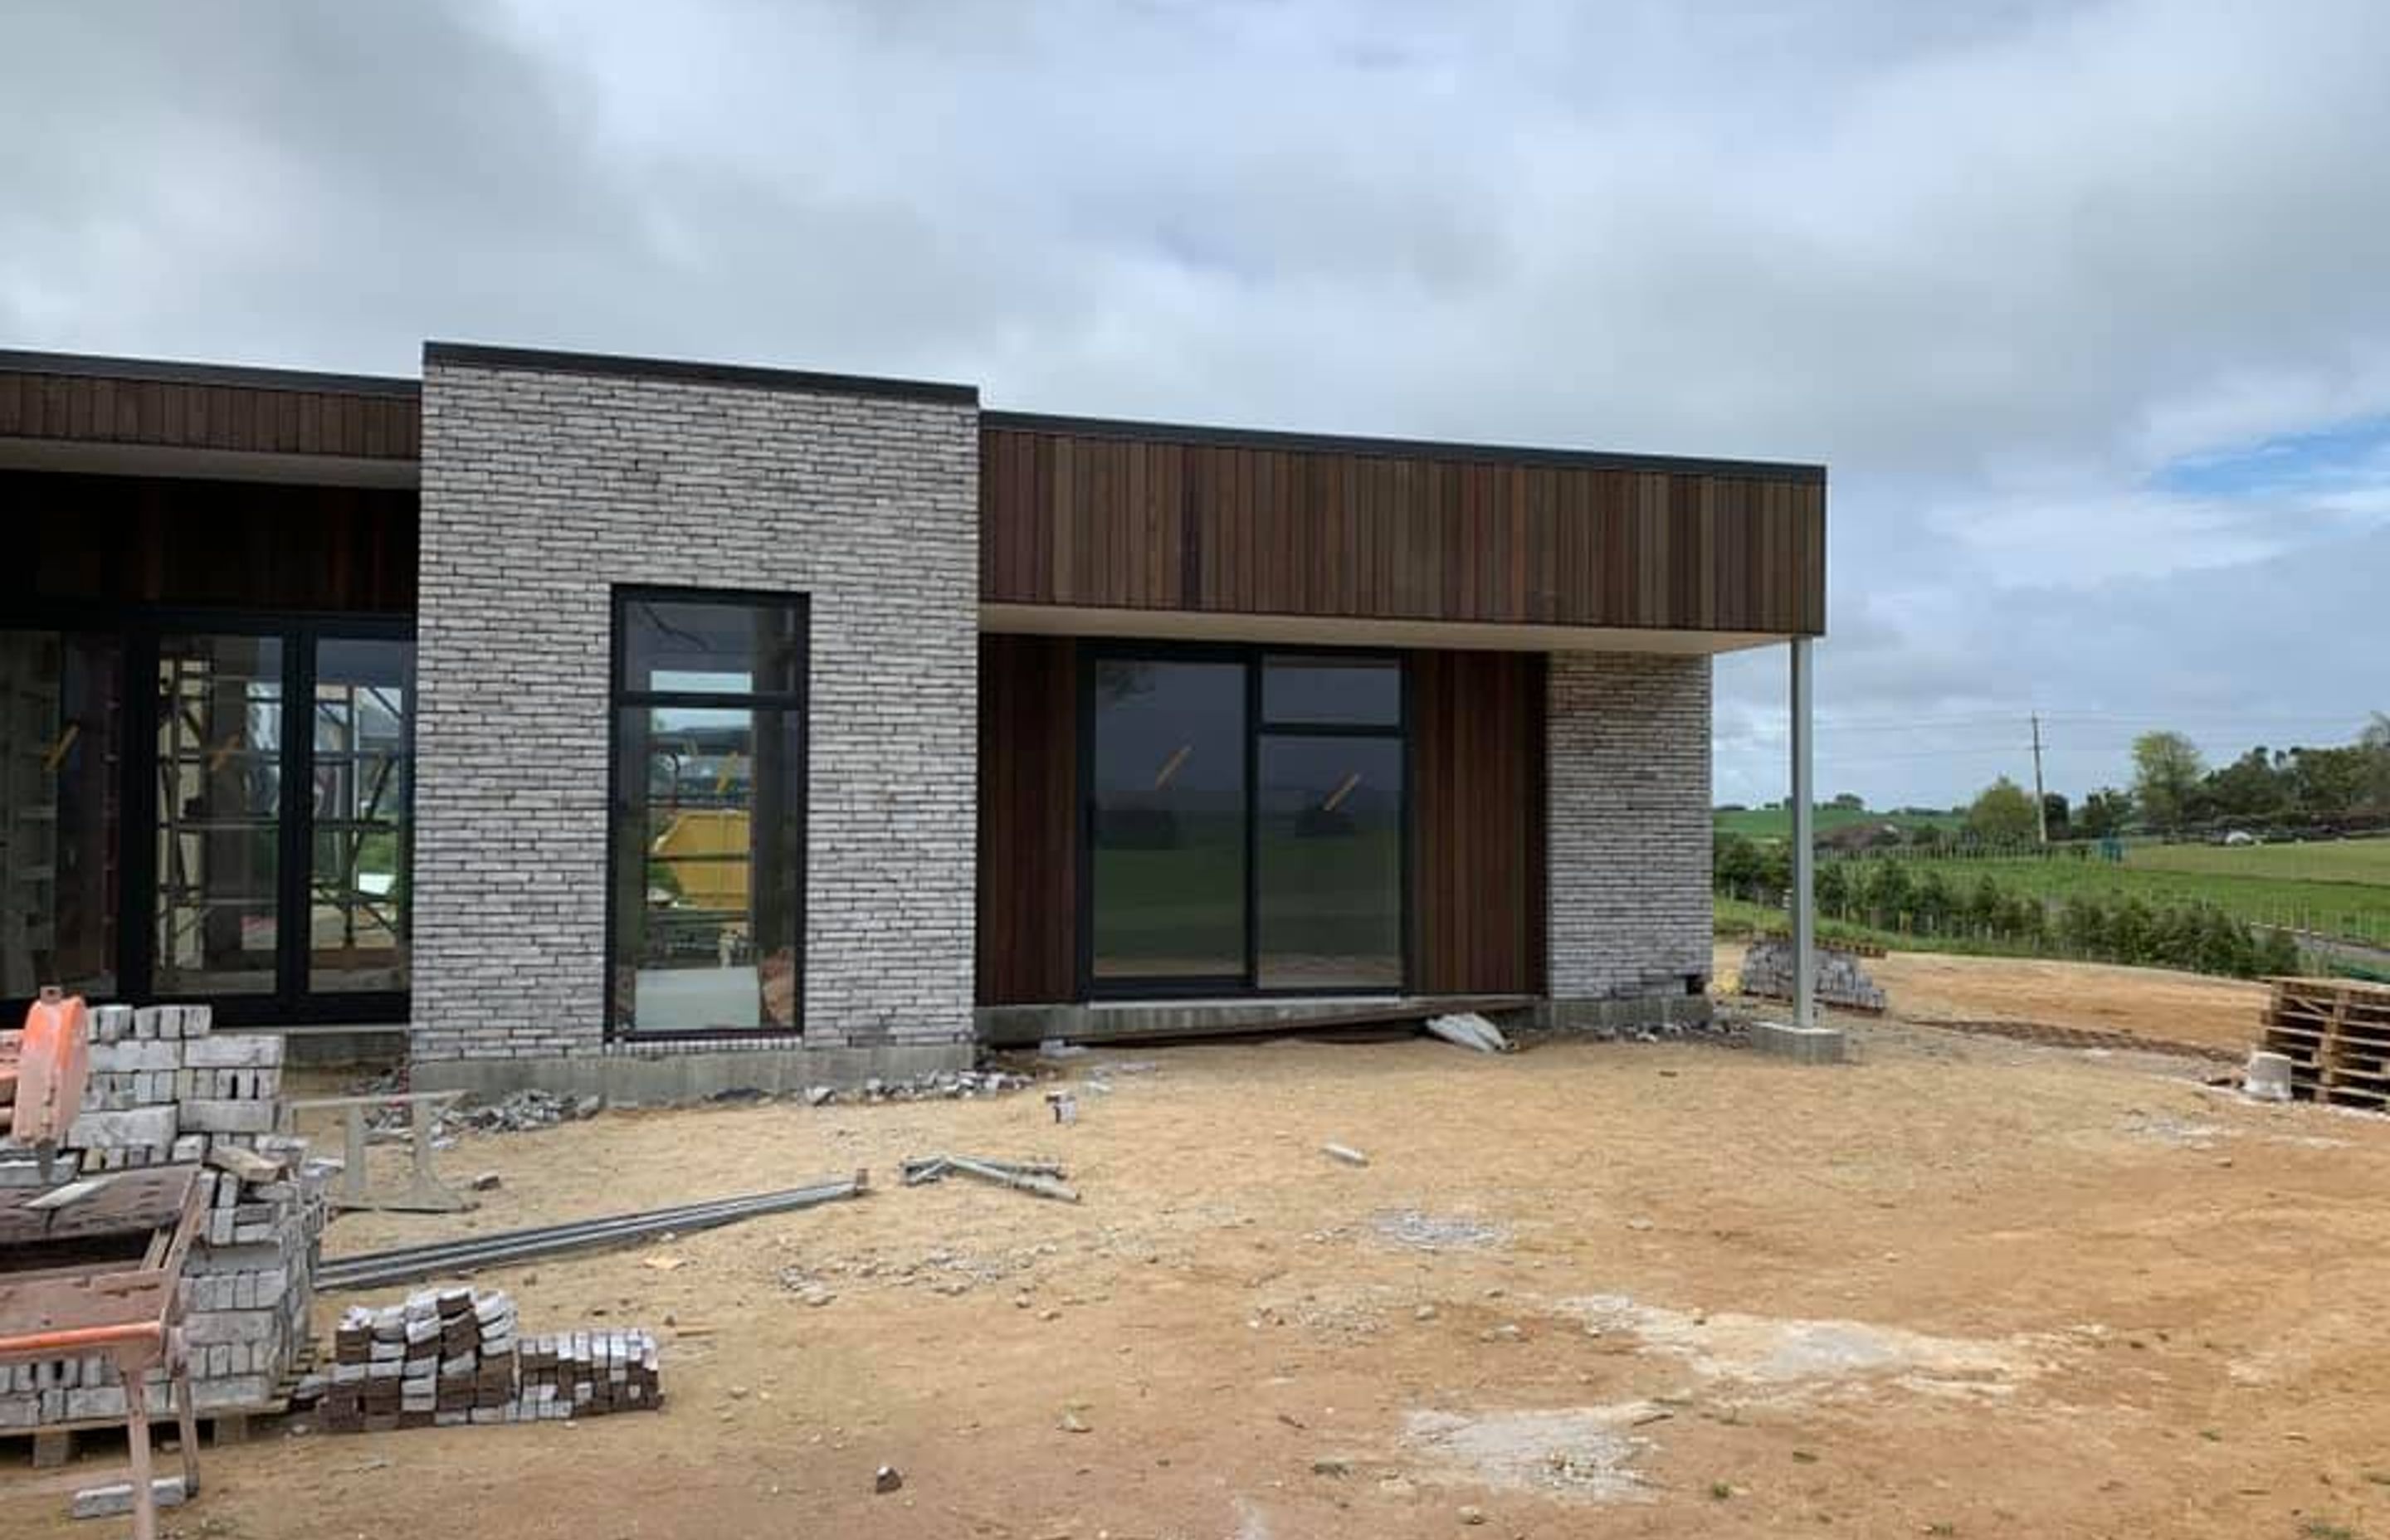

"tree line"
[1714,836,2301,978]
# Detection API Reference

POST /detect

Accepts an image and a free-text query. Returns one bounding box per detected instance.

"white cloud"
[3,0,2388,804]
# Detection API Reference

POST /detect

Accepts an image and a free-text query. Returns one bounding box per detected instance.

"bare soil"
[7,958,2386,1540]
[1719,940,2272,1050]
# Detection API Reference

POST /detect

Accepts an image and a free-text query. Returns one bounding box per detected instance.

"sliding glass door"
[1085,648,1407,997]
[0,614,412,1026]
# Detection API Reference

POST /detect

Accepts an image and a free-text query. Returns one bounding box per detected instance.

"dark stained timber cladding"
[976,634,1079,1005]
[12,471,417,611]
[0,363,419,460]
[981,425,1825,635]
[1412,650,1545,996]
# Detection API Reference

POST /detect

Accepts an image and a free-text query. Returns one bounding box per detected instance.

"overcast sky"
[7,1,2384,808]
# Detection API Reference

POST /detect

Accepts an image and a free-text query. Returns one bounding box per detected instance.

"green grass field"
[1821,839,2390,948]
[2124,838,2390,886]
[1713,805,1963,840]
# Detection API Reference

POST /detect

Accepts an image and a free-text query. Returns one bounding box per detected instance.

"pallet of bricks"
[2258,977,2390,1109]
[0,1002,328,1436]
[315,1288,661,1430]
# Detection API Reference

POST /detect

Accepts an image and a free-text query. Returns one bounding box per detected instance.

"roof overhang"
[981,602,1788,655]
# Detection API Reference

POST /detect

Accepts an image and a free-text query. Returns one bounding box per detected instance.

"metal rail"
[316,1173,867,1290]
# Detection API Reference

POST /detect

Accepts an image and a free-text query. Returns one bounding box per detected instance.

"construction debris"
[2244,1049,2295,1103]
[902,1154,1080,1204]
[69,1476,188,1521]
[311,1289,660,1430]
[315,1174,870,1291]
[1425,1012,1514,1055]
[1322,1143,1370,1167]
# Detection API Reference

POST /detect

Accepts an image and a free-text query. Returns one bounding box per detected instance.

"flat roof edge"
[0,348,421,399]
[982,409,1827,485]
[425,341,979,407]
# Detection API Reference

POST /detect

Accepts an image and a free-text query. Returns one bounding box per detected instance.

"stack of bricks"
[66,1003,286,1172]
[0,1002,325,1432]
[316,1289,661,1430]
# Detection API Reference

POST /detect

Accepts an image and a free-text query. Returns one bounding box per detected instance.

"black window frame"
[1076,641,1412,1001]
[605,585,811,1043]
[0,601,415,1030]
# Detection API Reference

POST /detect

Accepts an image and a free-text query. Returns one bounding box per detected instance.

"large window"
[1,618,411,1024]
[609,592,808,1036]
[1086,650,1406,995]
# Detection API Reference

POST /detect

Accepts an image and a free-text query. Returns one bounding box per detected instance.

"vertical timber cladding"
[976,635,1077,1006]
[412,347,981,1062]
[1412,651,1547,996]
[979,421,1826,636]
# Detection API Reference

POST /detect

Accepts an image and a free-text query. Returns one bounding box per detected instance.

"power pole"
[2031,714,2048,845]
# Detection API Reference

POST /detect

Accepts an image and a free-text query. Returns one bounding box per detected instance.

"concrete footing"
[1537,993,1715,1036]
[1749,1020,1846,1065]
[410,1041,973,1105]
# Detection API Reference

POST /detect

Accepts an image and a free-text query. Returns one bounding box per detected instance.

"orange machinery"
[1,987,92,1177]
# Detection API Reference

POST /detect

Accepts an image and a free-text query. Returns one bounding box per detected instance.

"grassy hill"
[1812,837,2390,949]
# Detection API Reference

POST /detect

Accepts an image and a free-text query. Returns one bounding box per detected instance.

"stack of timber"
[2258,977,2390,1110]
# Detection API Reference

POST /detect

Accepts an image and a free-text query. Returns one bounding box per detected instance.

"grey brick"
[411,361,978,1063]
[1548,653,1714,1002]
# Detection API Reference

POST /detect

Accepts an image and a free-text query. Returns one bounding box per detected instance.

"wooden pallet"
[2260,976,2390,1111]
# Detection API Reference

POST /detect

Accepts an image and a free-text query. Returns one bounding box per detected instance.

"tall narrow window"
[154,634,283,995]
[1257,657,1405,989]
[610,592,807,1036]
[310,638,413,992]
[1089,659,1247,983]
[0,631,122,999]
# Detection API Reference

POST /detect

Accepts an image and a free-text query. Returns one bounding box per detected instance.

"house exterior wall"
[409,356,979,1065]
[1545,651,1714,1006]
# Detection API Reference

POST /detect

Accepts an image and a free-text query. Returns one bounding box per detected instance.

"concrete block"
[88,1039,181,1074]
[187,1309,282,1347]
[2245,1050,2295,1103]
[66,1107,178,1150]
[184,1033,285,1069]
[180,1099,276,1134]
[1749,1020,1846,1065]
[71,1476,188,1518]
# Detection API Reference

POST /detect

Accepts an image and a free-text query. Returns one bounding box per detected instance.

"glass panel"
[622,597,804,696]
[155,635,282,995]
[0,631,122,998]
[310,638,412,992]
[1257,734,1404,989]
[612,704,803,1032]
[1090,659,1247,980]
[1262,655,1401,727]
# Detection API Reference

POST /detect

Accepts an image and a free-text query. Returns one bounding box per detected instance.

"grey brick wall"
[1546,651,1714,1001]
[411,361,978,1060]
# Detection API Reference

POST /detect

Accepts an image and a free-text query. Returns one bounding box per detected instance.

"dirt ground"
[12,963,2390,1540]
[1717,941,2272,1050]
